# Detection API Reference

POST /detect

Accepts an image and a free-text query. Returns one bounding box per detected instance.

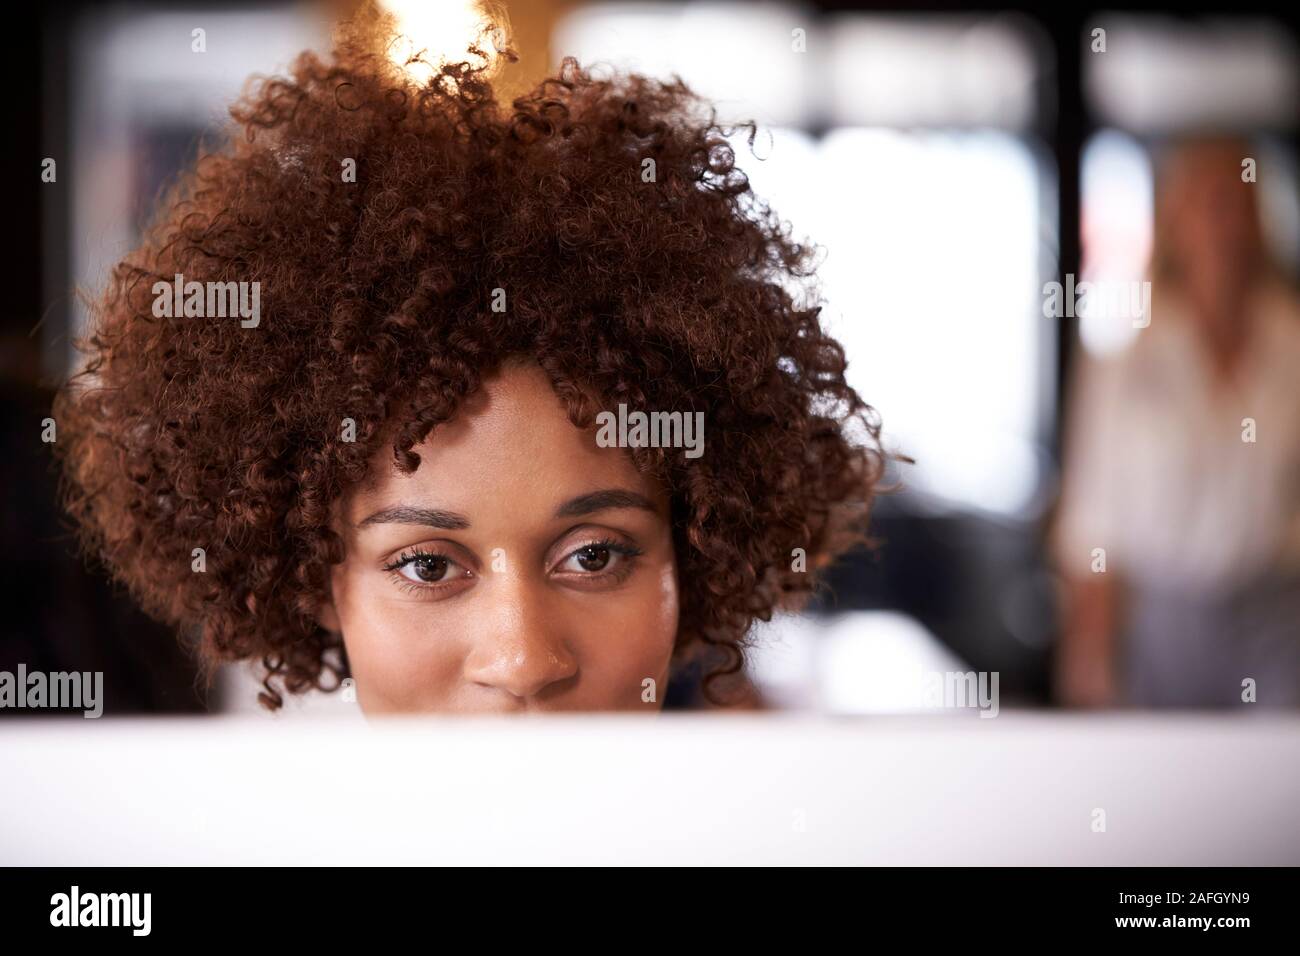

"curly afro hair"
[53,9,886,710]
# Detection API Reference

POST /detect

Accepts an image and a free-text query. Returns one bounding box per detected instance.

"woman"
[53,13,884,714]
[1054,136,1300,708]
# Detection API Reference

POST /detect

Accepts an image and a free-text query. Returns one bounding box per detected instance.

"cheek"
[571,561,680,704]
[650,562,681,655]
[330,564,467,711]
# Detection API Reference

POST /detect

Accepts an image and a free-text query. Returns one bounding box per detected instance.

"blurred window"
[1080,17,1300,357]
[66,7,330,372]
[555,4,1053,515]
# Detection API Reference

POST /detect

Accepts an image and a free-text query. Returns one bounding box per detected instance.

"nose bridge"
[463,569,577,699]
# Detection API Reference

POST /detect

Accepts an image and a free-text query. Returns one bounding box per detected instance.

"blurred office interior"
[4,0,1298,716]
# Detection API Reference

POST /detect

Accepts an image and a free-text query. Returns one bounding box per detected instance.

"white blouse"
[1055,278,1300,597]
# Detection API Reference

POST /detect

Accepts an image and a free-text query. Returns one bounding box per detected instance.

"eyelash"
[382,539,645,595]
[382,549,472,595]
[556,538,644,582]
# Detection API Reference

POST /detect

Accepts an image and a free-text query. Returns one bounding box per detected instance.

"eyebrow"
[356,488,657,530]
[553,489,659,519]
[357,506,470,530]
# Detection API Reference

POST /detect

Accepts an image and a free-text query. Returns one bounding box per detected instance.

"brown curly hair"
[53,10,886,710]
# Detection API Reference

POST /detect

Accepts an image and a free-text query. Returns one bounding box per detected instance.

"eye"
[573,544,611,572]
[385,550,471,586]
[556,539,643,576]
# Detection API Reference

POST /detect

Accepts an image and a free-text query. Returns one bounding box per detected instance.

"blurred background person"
[1054,136,1300,708]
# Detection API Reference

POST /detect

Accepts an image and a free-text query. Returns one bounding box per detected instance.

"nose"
[462,577,578,702]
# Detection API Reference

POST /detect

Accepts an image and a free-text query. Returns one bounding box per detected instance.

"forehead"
[348,362,665,521]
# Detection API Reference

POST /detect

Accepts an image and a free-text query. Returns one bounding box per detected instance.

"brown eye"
[411,556,449,581]
[394,553,466,584]
[554,539,643,581]
[575,545,611,572]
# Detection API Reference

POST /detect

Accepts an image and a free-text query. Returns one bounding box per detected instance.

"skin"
[318,360,680,714]
[1157,140,1265,381]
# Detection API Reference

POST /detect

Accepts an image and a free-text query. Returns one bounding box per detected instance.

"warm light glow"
[379,0,500,82]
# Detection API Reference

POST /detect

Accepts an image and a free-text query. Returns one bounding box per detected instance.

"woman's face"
[1161,143,1262,309]
[320,361,680,714]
